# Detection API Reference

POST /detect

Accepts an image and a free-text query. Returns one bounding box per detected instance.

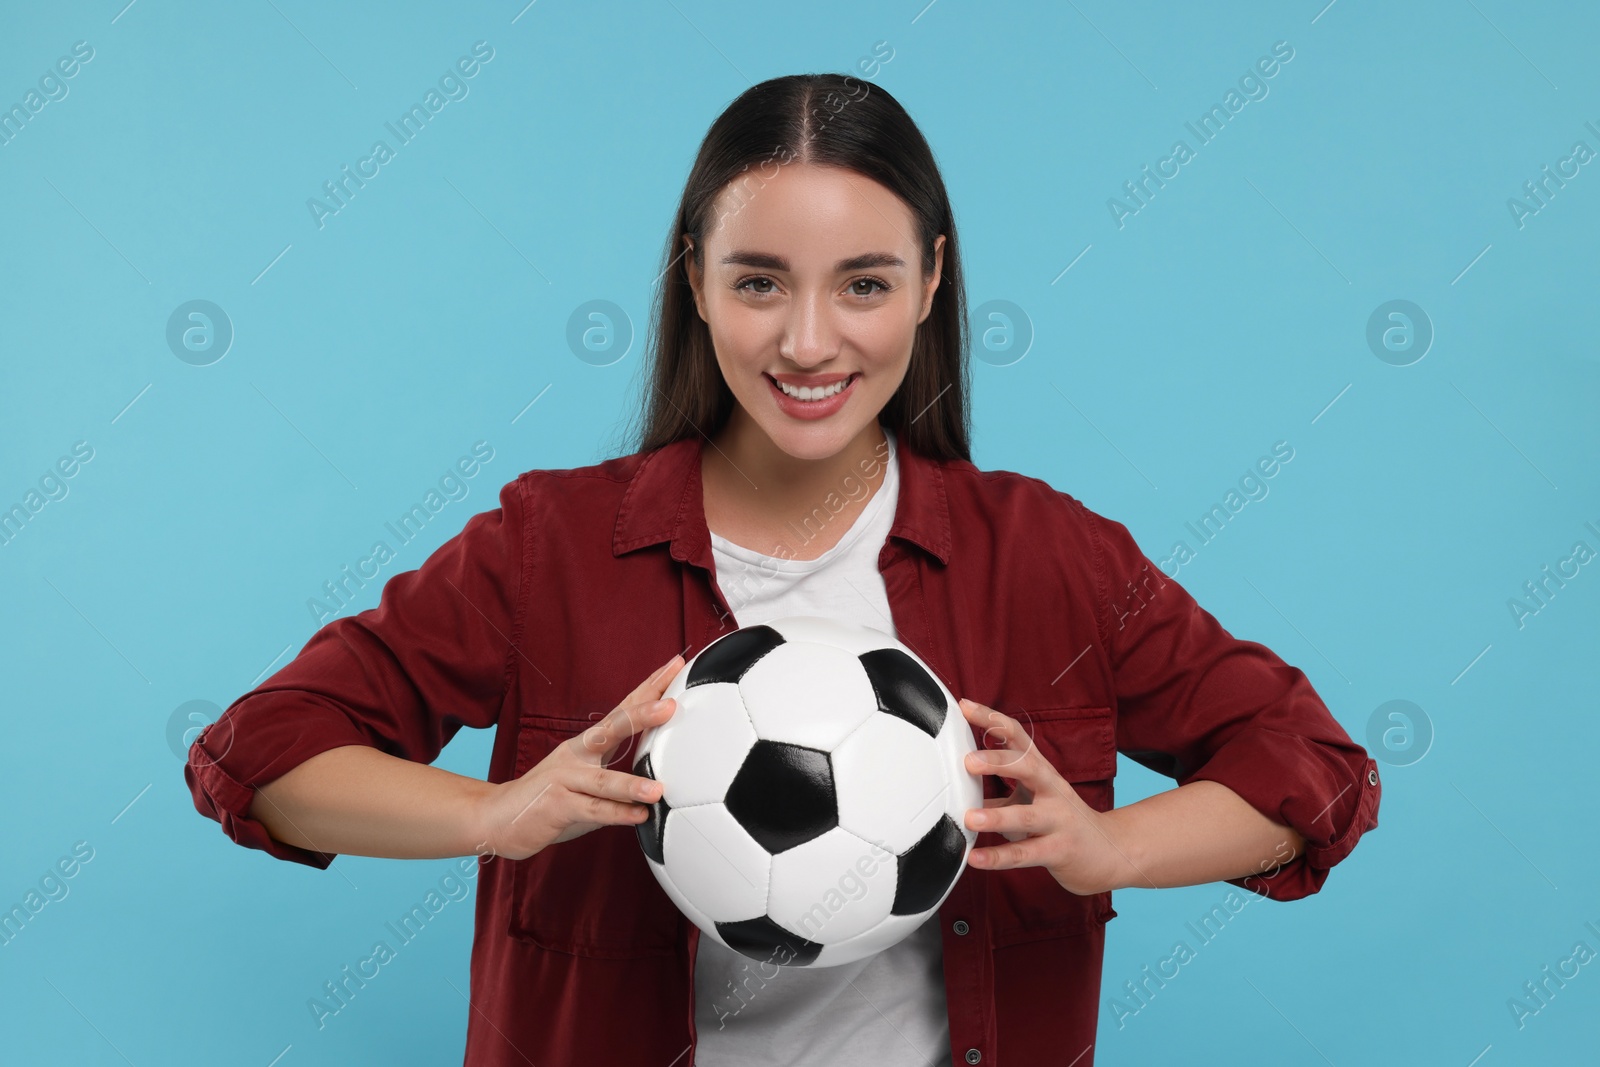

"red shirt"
[185,433,1380,1066]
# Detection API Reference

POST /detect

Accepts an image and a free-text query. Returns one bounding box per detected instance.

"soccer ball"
[632,615,982,968]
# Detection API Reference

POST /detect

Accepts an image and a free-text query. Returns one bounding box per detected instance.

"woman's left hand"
[957,697,1133,896]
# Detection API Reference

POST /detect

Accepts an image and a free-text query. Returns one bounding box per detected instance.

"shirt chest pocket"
[983,704,1118,948]
[504,714,685,959]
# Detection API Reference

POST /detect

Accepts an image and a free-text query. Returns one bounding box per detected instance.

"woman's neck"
[701,415,891,560]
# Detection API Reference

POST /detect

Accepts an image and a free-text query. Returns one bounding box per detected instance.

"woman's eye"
[733,276,889,298]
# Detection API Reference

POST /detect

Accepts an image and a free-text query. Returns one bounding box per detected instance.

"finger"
[965,798,1050,837]
[965,743,1043,787]
[975,793,1029,839]
[627,654,685,705]
[566,790,652,827]
[968,835,1051,871]
[960,699,1037,772]
[577,654,685,757]
[566,765,664,805]
[574,694,677,762]
[968,744,1081,820]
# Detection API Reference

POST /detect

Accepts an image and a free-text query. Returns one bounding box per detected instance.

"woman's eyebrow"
[719,250,907,272]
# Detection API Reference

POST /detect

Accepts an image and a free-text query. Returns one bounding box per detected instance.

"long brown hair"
[619,73,971,463]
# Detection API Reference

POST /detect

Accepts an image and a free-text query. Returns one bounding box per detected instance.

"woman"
[186,73,1379,1066]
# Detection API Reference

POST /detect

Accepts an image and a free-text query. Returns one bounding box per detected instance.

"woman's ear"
[918,234,946,325]
[684,235,707,322]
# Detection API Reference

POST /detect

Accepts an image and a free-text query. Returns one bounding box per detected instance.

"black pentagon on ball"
[632,753,670,864]
[891,814,966,915]
[724,741,836,854]
[858,647,947,738]
[716,914,824,966]
[686,624,787,688]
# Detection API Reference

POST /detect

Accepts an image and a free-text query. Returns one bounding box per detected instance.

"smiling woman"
[187,70,1378,1067]
[635,76,967,566]
[684,160,946,559]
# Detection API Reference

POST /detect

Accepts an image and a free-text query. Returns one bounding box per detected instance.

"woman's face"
[686,162,945,462]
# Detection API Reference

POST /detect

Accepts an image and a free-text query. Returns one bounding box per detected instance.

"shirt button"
[965,1050,982,1064]
[952,920,970,935]
[1367,768,1379,786]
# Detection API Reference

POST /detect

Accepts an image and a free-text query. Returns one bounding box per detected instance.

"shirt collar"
[612,432,951,567]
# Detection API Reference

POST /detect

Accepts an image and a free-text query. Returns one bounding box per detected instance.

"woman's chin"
[757,419,859,463]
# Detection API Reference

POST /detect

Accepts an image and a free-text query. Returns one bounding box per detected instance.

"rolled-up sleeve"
[184,474,528,868]
[1087,507,1380,901]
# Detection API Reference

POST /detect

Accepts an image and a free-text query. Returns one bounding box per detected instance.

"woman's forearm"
[248,744,493,860]
[1097,780,1305,892]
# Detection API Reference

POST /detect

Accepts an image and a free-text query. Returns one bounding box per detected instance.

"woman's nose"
[779,292,840,367]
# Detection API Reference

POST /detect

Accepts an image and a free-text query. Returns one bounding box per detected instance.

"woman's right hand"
[471,653,685,862]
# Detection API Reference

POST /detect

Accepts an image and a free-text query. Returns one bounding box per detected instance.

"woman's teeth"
[775,376,851,401]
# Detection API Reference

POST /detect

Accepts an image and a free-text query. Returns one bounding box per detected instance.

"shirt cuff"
[184,717,367,870]
[1182,725,1382,902]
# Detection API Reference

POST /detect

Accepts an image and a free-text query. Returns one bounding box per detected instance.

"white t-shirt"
[694,427,952,1066]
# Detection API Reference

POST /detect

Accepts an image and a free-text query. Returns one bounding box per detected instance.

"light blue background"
[2,1,1596,1064]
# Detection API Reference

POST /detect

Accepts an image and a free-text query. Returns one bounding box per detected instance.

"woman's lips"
[766,372,858,420]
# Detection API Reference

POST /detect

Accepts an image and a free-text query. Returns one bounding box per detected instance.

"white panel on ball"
[661,804,771,922]
[833,713,949,854]
[812,911,935,967]
[651,682,758,808]
[738,641,880,750]
[768,826,896,944]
